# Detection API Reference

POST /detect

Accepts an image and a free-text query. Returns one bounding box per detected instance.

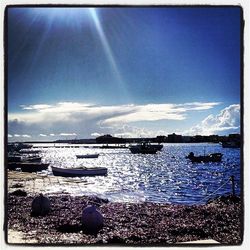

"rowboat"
[76,154,99,159]
[19,149,41,154]
[51,166,108,177]
[187,152,223,163]
[8,162,49,172]
[8,154,42,163]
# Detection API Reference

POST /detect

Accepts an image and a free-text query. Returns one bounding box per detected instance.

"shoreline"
[6,193,242,245]
[6,171,243,245]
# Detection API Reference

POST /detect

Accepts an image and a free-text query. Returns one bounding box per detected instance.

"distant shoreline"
[8,132,241,145]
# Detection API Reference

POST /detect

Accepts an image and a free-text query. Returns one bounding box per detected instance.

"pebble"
[7,194,242,245]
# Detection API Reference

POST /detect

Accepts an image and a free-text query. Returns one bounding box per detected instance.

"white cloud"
[10,101,220,125]
[8,134,13,138]
[185,104,240,136]
[113,124,154,138]
[39,134,47,137]
[8,101,221,140]
[20,104,53,110]
[59,133,77,136]
[22,134,31,138]
[91,132,102,137]
[14,134,20,137]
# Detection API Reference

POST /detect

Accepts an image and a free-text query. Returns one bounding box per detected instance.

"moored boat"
[187,152,223,163]
[152,144,163,151]
[8,142,33,152]
[8,162,49,172]
[100,144,128,149]
[129,142,160,154]
[19,149,41,154]
[76,154,99,159]
[8,153,42,163]
[51,166,108,177]
[220,141,240,148]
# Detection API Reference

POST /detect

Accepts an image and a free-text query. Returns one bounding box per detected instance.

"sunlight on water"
[35,143,241,204]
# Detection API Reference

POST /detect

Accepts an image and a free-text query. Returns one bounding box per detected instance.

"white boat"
[76,154,99,159]
[19,149,41,154]
[51,166,107,177]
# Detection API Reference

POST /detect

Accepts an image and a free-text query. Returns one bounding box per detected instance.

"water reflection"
[36,143,241,204]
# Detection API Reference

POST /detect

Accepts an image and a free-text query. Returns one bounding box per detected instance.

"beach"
[6,170,242,245]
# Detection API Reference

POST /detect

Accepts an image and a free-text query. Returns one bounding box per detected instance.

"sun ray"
[88,8,130,101]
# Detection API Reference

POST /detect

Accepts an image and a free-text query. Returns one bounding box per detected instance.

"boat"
[100,144,128,149]
[129,142,160,154]
[51,166,108,177]
[152,144,163,151]
[19,149,41,154]
[8,142,33,152]
[187,152,223,163]
[76,154,99,159]
[8,153,42,163]
[220,141,240,148]
[8,162,49,172]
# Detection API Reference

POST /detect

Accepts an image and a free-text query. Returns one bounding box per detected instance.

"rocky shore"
[6,191,243,245]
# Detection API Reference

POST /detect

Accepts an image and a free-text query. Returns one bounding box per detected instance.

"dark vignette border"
[3,3,244,247]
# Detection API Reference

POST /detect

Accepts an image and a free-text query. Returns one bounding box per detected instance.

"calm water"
[34,143,241,205]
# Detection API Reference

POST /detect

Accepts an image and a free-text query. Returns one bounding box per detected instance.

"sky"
[7,6,242,141]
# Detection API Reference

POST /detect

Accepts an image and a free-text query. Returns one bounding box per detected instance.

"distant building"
[193,135,204,143]
[207,135,219,143]
[228,133,241,142]
[155,136,168,143]
[182,136,192,143]
[96,134,126,144]
[168,133,183,143]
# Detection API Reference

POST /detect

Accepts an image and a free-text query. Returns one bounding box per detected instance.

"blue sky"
[7,6,242,141]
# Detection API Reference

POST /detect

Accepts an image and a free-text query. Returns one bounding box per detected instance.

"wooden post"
[231,176,235,196]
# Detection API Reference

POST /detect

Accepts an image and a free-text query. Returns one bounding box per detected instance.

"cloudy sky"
[7,7,241,141]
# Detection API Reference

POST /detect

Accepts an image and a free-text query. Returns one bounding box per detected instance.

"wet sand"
[6,171,243,245]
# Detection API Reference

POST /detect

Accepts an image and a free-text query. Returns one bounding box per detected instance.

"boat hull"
[221,142,240,148]
[129,147,158,154]
[8,162,49,172]
[76,154,99,159]
[8,155,42,163]
[188,153,223,163]
[19,149,41,154]
[51,166,107,177]
[100,145,128,149]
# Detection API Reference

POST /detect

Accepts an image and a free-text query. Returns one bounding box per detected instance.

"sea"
[33,143,241,205]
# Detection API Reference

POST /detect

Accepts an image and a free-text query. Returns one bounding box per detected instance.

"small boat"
[19,149,41,154]
[8,162,49,172]
[129,142,159,154]
[100,144,128,149]
[152,144,164,151]
[8,142,33,152]
[220,141,240,148]
[76,154,99,159]
[187,152,223,163]
[51,166,107,177]
[8,153,42,163]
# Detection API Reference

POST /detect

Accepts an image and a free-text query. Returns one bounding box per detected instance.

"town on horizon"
[14,133,241,145]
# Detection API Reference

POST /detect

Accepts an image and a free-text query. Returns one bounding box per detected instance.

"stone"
[82,205,103,234]
[31,194,51,216]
